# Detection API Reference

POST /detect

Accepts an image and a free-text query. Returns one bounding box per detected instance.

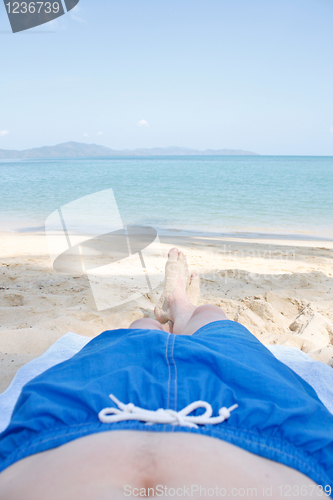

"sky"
[1,0,333,155]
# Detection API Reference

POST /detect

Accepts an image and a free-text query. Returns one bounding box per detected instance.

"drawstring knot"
[98,394,238,429]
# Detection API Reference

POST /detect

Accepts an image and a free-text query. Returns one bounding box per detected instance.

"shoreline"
[1,224,333,246]
[1,231,333,392]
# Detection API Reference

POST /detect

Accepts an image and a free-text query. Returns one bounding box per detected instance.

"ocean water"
[0,155,332,239]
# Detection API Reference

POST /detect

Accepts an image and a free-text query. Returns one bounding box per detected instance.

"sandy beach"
[1,231,333,393]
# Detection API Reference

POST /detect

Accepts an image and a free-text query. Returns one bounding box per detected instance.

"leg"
[155,248,227,335]
[129,318,171,332]
[180,304,227,336]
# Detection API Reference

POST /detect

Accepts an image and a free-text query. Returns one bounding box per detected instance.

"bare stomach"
[0,430,319,500]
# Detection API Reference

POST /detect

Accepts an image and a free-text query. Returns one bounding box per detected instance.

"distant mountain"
[0,141,258,159]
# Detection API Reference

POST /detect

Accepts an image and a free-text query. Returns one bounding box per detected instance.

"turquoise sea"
[0,155,332,239]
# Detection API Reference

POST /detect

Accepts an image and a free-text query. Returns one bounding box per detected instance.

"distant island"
[0,142,258,159]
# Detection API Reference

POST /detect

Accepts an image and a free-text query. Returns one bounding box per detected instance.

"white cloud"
[84,133,89,137]
[71,5,87,24]
[330,127,333,134]
[71,13,87,23]
[0,130,9,136]
[137,119,149,127]
[97,131,103,136]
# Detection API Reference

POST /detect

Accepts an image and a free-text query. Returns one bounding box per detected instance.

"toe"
[187,273,200,306]
[189,273,200,287]
[168,247,179,261]
[178,251,186,262]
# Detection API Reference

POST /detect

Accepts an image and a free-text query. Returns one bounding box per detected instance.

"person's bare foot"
[154,248,198,334]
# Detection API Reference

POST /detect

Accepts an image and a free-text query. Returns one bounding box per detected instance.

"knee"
[129,318,163,330]
[191,304,227,319]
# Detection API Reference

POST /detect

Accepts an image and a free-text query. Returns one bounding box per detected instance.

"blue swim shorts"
[0,320,333,495]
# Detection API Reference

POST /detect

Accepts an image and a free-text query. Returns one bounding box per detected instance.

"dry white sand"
[1,231,333,393]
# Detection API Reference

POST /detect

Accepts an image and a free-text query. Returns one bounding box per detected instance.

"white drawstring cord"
[98,394,238,429]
